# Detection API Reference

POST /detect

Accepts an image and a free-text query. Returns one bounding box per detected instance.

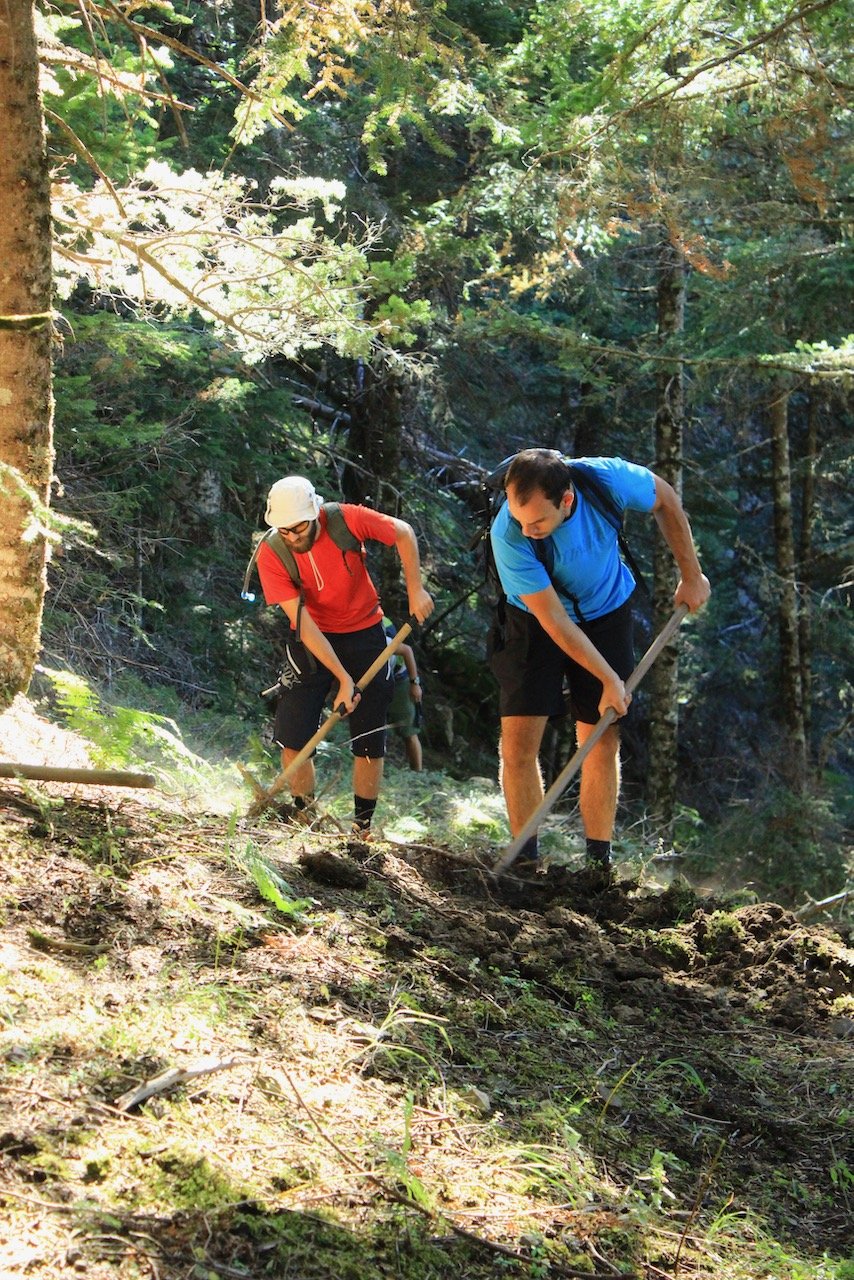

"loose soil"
[1,698,852,1280]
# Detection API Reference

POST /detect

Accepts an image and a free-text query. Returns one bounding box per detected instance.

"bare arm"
[397,639,423,703]
[652,476,711,612]
[279,599,360,713]
[520,585,631,717]
[391,519,434,623]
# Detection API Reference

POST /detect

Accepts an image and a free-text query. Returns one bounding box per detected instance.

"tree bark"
[647,237,686,831]
[344,356,406,612]
[797,390,818,746]
[344,357,403,511]
[0,1,54,710]
[769,381,808,788]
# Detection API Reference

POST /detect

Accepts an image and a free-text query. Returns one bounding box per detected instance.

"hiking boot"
[585,839,611,873]
[510,852,542,879]
[505,834,540,879]
[577,860,613,893]
[273,796,318,827]
[350,822,376,844]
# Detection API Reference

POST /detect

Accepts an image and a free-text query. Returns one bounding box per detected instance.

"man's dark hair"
[505,449,573,507]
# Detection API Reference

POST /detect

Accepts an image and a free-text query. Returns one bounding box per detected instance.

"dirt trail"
[1,699,852,1279]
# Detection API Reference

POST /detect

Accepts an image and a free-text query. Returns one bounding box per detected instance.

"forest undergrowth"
[1,695,852,1280]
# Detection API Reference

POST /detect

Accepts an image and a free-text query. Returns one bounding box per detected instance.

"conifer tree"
[0,1,53,710]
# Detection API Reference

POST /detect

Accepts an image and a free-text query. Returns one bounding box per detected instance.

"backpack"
[241,502,365,642]
[382,616,407,681]
[473,455,648,624]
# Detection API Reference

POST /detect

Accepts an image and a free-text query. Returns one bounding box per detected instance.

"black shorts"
[274,622,394,758]
[489,599,635,724]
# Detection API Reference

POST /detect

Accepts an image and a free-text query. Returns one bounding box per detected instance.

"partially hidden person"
[489,449,710,875]
[255,476,433,836]
[383,615,424,771]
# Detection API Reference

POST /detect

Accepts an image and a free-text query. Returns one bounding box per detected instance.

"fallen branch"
[236,762,266,799]
[27,928,110,957]
[795,888,852,921]
[0,763,156,787]
[292,396,352,424]
[114,1054,251,1112]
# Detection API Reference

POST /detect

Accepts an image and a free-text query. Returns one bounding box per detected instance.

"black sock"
[354,795,377,830]
[517,835,539,863]
[293,794,315,811]
[586,838,611,867]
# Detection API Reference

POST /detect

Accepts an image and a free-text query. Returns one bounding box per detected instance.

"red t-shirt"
[256,504,398,633]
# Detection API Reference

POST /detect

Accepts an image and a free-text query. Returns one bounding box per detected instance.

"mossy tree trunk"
[0,1,54,710]
[647,236,686,831]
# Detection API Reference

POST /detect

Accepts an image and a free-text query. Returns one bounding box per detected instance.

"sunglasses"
[279,519,312,537]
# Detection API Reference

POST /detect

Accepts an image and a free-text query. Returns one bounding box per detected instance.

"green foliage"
[712,786,849,904]
[39,666,214,780]
[235,1,498,176]
[52,163,375,361]
[148,1147,250,1211]
[378,769,508,847]
[377,1094,434,1208]
[373,295,433,346]
[349,995,451,1080]
[40,9,169,183]
[445,0,533,47]
[230,835,314,922]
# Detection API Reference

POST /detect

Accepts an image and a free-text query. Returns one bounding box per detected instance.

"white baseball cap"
[265,476,323,528]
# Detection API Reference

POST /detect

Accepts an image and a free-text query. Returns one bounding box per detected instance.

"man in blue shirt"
[489,449,710,876]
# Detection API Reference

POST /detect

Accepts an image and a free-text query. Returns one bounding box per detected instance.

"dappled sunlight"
[1,705,852,1278]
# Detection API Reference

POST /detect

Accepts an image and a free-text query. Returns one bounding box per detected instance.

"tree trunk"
[572,382,609,457]
[344,357,403,510]
[769,381,808,788]
[797,390,818,747]
[647,237,686,831]
[0,2,54,710]
[344,356,406,613]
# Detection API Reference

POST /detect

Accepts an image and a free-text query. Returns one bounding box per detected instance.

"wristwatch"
[410,677,421,686]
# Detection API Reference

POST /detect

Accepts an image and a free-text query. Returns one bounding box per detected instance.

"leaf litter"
[0,704,852,1280]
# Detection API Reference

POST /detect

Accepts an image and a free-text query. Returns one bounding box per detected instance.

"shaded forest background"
[8,0,852,900]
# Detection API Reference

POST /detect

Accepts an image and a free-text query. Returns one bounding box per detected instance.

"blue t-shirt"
[490,456,656,621]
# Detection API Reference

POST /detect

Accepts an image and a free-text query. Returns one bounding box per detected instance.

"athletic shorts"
[489,599,635,724]
[388,676,419,740]
[274,622,394,758]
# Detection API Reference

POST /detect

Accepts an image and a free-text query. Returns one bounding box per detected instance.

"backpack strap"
[322,501,364,574]
[530,531,589,621]
[243,529,300,591]
[477,454,648,624]
[242,530,297,600]
[565,461,648,601]
[241,503,365,639]
[242,529,308,637]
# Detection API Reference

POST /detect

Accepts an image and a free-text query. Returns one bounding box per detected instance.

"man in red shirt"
[256,475,434,835]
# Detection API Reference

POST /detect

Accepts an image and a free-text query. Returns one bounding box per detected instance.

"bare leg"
[575,721,621,840]
[404,734,422,771]
[498,715,548,835]
[353,755,384,800]
[282,748,315,800]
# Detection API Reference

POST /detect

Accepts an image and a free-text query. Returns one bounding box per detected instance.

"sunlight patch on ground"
[0,693,93,767]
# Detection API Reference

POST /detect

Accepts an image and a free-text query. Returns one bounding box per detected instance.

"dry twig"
[114,1054,251,1112]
